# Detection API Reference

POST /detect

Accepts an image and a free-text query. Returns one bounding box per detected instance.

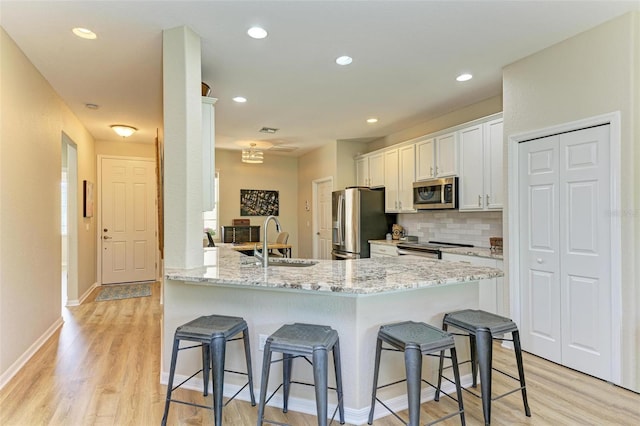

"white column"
[163,26,203,269]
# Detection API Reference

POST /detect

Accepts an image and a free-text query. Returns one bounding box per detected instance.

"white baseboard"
[160,371,473,425]
[66,282,98,306]
[0,317,64,391]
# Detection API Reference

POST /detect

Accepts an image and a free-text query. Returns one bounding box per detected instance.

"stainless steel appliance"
[413,177,458,210]
[397,240,473,259]
[332,187,388,260]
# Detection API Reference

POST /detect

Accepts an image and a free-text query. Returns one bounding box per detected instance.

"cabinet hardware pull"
[435,166,439,176]
[486,194,490,205]
[478,195,482,206]
[430,166,433,176]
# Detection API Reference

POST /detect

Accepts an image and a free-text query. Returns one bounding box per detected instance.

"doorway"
[508,113,622,385]
[312,177,333,260]
[98,156,157,284]
[61,134,78,306]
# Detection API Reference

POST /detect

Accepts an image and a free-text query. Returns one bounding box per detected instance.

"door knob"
[537,258,543,264]
[103,236,112,240]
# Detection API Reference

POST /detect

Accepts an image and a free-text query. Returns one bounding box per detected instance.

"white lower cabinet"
[369,243,399,257]
[441,253,504,315]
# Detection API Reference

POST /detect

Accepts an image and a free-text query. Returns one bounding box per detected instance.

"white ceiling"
[2,1,638,156]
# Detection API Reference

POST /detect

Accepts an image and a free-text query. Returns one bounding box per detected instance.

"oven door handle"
[397,249,441,259]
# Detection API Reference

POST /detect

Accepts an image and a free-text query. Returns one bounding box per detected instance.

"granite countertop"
[440,246,504,260]
[165,245,503,295]
[368,239,404,246]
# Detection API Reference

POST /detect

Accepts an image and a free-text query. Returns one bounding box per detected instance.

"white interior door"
[519,125,611,380]
[101,158,157,284]
[519,135,562,363]
[313,177,333,260]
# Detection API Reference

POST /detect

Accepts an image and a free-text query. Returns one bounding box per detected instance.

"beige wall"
[0,28,97,383]
[503,11,639,391]
[95,139,156,158]
[368,95,503,152]
[297,142,337,259]
[215,149,299,256]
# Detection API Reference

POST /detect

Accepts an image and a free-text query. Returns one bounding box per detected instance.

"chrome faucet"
[254,215,282,267]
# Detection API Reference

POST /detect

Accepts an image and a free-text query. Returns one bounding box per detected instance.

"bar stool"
[256,323,345,426]
[161,314,256,426]
[367,321,465,426]
[436,309,531,426]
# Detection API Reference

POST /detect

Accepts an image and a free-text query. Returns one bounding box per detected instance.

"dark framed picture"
[83,180,94,218]
[240,189,279,216]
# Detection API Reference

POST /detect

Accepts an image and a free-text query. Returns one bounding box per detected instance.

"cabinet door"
[459,124,485,210]
[369,153,385,187]
[384,149,399,212]
[415,138,435,181]
[356,157,369,187]
[484,118,503,209]
[435,132,457,177]
[398,145,416,212]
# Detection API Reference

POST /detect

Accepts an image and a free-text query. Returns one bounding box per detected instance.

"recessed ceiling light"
[72,27,97,40]
[247,27,268,39]
[456,73,473,82]
[233,96,247,103]
[336,56,353,66]
[367,118,378,124]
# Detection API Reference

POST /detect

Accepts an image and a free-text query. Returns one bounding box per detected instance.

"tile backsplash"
[398,210,503,248]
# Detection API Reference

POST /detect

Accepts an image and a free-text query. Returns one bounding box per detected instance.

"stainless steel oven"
[397,241,474,259]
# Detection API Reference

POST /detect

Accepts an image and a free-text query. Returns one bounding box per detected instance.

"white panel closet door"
[519,135,562,363]
[519,124,611,381]
[558,125,610,378]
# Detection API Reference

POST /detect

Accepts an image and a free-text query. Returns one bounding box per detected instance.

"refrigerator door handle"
[337,194,345,245]
[332,251,358,260]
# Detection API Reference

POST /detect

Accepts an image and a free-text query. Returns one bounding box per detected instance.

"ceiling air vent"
[259,127,279,134]
[270,146,298,153]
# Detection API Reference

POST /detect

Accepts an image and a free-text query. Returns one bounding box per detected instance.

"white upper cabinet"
[458,118,503,211]
[415,133,457,181]
[435,132,457,177]
[369,152,385,187]
[356,152,384,187]
[384,145,416,213]
[415,138,435,180]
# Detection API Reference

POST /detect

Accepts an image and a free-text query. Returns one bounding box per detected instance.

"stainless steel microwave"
[413,177,458,210]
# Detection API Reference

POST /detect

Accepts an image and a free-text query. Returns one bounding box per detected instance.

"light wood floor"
[1,282,638,425]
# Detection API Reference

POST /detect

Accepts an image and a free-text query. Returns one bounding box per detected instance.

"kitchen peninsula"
[163,246,503,424]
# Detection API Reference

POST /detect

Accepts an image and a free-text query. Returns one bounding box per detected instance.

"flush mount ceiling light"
[247,26,268,39]
[336,55,353,66]
[72,27,97,39]
[367,118,379,124]
[232,96,247,103]
[456,73,473,82]
[110,125,137,138]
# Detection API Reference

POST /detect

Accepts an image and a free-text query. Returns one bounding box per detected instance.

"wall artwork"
[240,189,279,216]
[83,180,94,218]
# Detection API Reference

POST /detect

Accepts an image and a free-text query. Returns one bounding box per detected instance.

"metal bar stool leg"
[242,328,256,406]
[476,329,493,426]
[257,341,272,426]
[211,335,226,426]
[435,348,445,402]
[404,345,422,426]
[202,343,210,396]
[367,337,383,425]
[512,330,531,417]
[312,348,329,426]
[469,334,478,388]
[450,346,466,426]
[282,352,293,413]
[161,334,180,426]
[332,338,345,424]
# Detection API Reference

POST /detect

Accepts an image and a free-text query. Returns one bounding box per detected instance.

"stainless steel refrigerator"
[331,187,389,259]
